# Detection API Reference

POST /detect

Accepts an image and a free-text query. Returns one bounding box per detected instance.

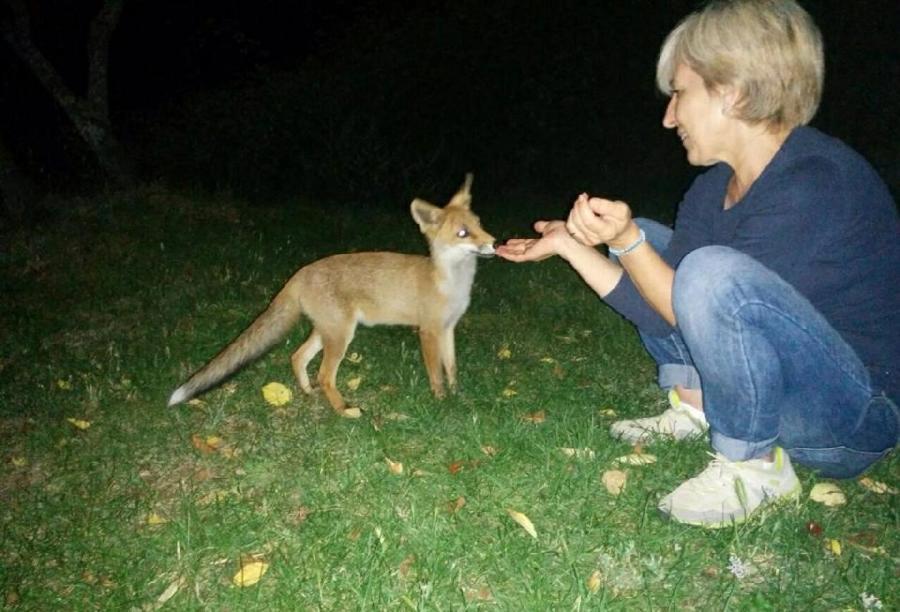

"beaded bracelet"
[608,228,646,257]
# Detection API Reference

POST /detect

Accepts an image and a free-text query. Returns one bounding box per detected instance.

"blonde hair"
[656,0,824,129]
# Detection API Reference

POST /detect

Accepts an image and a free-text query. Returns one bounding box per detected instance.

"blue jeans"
[627,218,898,478]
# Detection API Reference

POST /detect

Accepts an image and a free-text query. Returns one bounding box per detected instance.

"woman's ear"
[718,85,740,117]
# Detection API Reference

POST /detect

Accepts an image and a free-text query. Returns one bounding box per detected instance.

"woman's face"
[663,63,731,166]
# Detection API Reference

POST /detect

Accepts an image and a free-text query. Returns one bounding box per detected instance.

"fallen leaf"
[232,560,269,587]
[291,506,313,525]
[539,357,556,364]
[205,435,224,450]
[157,577,184,604]
[346,376,362,391]
[598,408,617,417]
[506,508,537,539]
[560,447,595,459]
[480,445,498,457]
[341,407,362,419]
[809,482,847,506]
[191,434,216,454]
[448,460,465,474]
[858,477,897,495]
[520,410,545,424]
[397,555,416,578]
[187,398,205,407]
[502,387,518,398]
[146,512,168,526]
[57,379,73,390]
[497,345,512,359]
[261,382,292,406]
[384,412,410,421]
[385,457,404,475]
[614,453,657,466]
[601,470,628,495]
[66,418,91,430]
[586,570,603,593]
[11,457,27,467]
[463,585,494,602]
[825,538,842,556]
[805,521,823,536]
[347,352,363,364]
[447,496,466,513]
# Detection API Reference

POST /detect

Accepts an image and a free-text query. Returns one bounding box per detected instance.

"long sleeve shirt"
[604,126,900,403]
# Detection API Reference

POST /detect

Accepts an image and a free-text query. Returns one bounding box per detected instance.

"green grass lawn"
[1,187,897,610]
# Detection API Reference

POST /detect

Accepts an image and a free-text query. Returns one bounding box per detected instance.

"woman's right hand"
[496,219,579,262]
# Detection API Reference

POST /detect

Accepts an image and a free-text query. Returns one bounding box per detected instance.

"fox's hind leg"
[316,325,356,415]
[291,331,323,395]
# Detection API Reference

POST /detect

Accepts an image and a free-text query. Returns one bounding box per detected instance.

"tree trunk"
[1,0,133,186]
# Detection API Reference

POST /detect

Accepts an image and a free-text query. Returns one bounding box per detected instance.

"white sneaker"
[658,447,802,528]
[610,389,709,443]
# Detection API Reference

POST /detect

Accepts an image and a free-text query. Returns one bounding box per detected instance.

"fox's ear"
[447,173,473,210]
[410,199,444,232]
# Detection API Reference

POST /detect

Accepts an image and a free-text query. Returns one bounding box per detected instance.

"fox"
[168,173,495,417]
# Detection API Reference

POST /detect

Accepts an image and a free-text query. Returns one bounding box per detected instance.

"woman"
[497,0,899,528]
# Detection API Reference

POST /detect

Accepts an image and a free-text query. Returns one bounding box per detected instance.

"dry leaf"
[191,434,216,454]
[539,357,556,364]
[598,408,617,417]
[601,470,628,495]
[560,447,595,459]
[346,376,362,391]
[384,412,410,421]
[385,457,404,475]
[57,379,73,390]
[66,418,91,430]
[347,352,363,364]
[614,453,657,466]
[480,445,498,457]
[809,482,847,506]
[448,460,465,475]
[447,496,466,513]
[506,508,537,539]
[497,345,512,359]
[232,560,269,587]
[502,387,518,398]
[156,577,184,604]
[825,539,842,556]
[146,512,168,526]
[858,477,897,495]
[341,407,362,419]
[261,382,292,406]
[397,555,416,578]
[187,398,205,407]
[520,410,545,424]
[11,457,27,467]
[205,435,224,450]
[586,570,603,593]
[463,585,494,602]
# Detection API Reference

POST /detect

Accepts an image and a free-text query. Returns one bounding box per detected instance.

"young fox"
[168,174,495,417]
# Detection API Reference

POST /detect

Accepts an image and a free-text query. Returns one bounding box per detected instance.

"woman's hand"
[566,193,638,250]
[496,219,578,262]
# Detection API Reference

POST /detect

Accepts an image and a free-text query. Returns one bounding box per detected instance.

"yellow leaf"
[341,407,362,419]
[261,382,292,406]
[560,447,595,459]
[347,352,363,364]
[385,457,404,475]
[520,410,545,424]
[232,560,269,587]
[598,408,617,417]
[11,456,27,467]
[858,477,897,495]
[346,376,362,391]
[480,445,498,457]
[614,453,657,466]
[57,379,72,390]
[66,418,91,430]
[809,482,847,506]
[601,470,628,496]
[205,435,224,450]
[539,357,556,364]
[156,577,184,604]
[497,345,512,359]
[506,508,537,539]
[825,539,842,556]
[502,387,518,398]
[586,570,603,593]
[146,512,169,526]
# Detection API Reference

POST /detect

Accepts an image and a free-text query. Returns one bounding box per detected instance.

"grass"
[1,186,897,610]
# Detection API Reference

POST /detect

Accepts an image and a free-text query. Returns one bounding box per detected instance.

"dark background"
[2,0,898,217]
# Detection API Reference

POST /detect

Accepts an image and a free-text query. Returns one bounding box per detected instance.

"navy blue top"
[605,126,900,403]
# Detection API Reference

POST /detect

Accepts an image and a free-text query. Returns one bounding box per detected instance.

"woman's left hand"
[566,193,635,249]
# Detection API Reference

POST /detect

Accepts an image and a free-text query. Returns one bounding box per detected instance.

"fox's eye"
[457,227,469,238]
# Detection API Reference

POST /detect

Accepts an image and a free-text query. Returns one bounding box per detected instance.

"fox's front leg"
[418,327,445,398]
[440,327,457,393]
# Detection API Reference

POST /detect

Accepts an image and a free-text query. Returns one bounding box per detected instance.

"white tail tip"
[168,386,187,406]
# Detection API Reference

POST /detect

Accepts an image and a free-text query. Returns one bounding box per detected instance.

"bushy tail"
[168,291,303,406]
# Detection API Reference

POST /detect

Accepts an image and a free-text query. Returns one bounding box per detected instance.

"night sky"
[2,0,898,201]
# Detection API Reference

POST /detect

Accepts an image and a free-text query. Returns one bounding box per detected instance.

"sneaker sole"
[659,481,803,529]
